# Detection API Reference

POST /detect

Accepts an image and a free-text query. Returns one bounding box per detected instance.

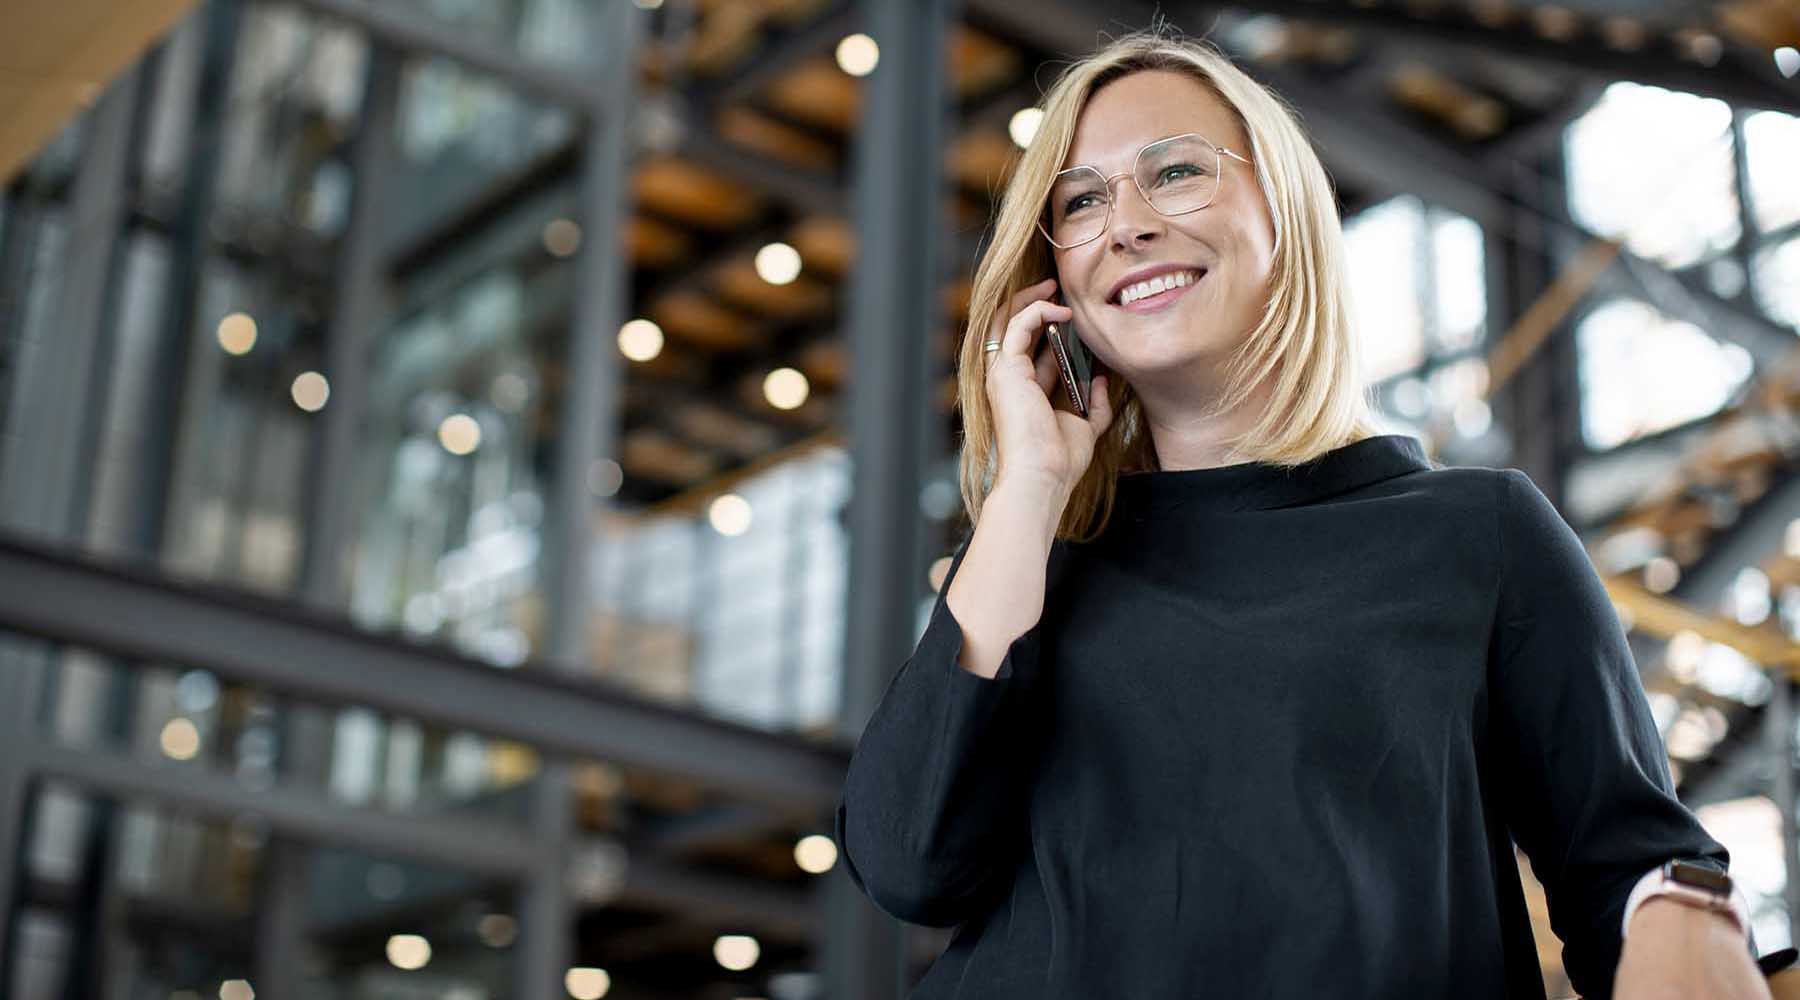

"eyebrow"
[1059,131,1209,174]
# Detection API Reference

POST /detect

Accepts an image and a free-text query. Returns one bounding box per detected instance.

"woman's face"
[1051,69,1277,387]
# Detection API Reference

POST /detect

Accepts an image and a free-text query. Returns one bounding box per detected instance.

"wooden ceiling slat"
[1,0,197,181]
[762,55,859,133]
[633,157,762,229]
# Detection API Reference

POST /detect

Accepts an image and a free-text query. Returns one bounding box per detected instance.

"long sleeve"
[1487,469,1733,998]
[833,534,1051,927]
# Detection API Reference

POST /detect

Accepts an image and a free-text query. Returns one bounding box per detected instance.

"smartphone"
[1045,293,1094,417]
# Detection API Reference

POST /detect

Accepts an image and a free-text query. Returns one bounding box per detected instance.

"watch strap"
[1620,861,1750,939]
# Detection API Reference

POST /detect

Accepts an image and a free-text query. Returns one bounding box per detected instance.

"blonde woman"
[834,25,1778,1000]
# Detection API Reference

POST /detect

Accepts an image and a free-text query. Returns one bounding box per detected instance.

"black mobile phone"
[1045,294,1093,417]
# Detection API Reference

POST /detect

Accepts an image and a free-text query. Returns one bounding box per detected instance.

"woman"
[834,25,1774,1000]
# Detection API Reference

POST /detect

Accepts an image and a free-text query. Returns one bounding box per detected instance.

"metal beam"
[287,0,602,110]
[1213,0,1800,116]
[1599,248,1798,371]
[19,741,818,934]
[675,119,845,215]
[1248,63,1507,227]
[0,68,142,540]
[693,1,856,111]
[26,742,535,879]
[0,535,848,810]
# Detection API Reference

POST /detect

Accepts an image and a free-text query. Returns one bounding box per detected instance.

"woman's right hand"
[983,277,1116,501]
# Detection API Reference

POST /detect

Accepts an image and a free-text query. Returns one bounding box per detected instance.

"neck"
[1138,372,1275,472]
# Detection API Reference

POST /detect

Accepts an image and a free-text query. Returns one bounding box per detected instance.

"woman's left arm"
[1487,469,1763,998]
[1616,893,1770,999]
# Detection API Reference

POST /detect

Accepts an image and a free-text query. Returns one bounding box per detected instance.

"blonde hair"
[955,25,1385,542]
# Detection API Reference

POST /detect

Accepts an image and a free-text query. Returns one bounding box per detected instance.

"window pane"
[1744,110,1800,234]
[1577,299,1754,449]
[1565,82,1739,269]
[1431,212,1486,353]
[1345,196,1426,382]
[1753,235,1800,330]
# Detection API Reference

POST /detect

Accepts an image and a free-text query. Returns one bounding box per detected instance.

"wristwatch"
[1619,860,1749,938]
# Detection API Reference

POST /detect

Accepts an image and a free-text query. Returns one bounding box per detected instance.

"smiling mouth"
[1111,268,1207,307]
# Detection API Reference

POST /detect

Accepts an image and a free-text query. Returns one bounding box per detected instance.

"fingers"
[1086,374,1115,435]
[1033,330,1061,397]
[987,278,1066,363]
[997,298,1072,363]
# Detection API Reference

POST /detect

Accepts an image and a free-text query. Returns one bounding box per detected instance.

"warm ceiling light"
[1683,31,1723,66]
[794,834,838,874]
[762,367,809,410]
[713,934,760,972]
[588,459,623,497]
[1777,47,1800,78]
[219,981,254,1000]
[708,494,752,536]
[618,318,664,361]
[438,413,482,455]
[1469,0,1512,28]
[543,218,583,258]
[565,967,611,999]
[1008,107,1044,149]
[160,718,200,761]
[1643,555,1681,594]
[386,934,431,971]
[477,913,517,948]
[1529,5,1578,42]
[291,371,330,412]
[1600,17,1646,51]
[754,242,802,285]
[216,312,257,355]
[836,33,879,76]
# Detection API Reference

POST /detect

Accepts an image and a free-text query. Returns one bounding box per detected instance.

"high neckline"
[1113,434,1433,514]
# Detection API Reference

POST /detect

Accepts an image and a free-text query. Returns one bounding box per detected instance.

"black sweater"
[835,434,1737,999]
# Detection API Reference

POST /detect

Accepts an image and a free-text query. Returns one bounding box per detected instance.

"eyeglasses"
[1037,133,1252,250]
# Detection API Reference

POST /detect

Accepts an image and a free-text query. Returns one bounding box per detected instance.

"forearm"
[945,477,1065,680]
[1617,899,1770,1000]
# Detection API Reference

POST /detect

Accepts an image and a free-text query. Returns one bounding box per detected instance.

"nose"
[1106,176,1163,251]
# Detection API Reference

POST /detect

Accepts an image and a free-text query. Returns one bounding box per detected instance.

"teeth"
[1119,269,1202,305]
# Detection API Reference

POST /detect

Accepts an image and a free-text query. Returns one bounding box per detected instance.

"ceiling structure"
[575,0,1798,512]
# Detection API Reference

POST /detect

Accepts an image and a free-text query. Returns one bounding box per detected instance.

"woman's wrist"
[986,475,1070,546]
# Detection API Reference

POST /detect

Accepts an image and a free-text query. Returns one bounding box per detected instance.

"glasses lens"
[1135,136,1220,216]
[1047,167,1109,247]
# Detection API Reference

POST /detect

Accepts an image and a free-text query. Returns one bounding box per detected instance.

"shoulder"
[1359,460,1516,529]
[1392,462,1554,525]
[1378,464,1573,575]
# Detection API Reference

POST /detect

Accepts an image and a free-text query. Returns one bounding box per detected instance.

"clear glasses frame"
[1037,132,1253,250]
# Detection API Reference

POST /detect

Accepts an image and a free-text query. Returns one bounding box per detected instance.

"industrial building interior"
[1,0,1799,997]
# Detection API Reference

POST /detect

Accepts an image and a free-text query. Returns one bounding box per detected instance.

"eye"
[1156,164,1205,183]
[1063,193,1100,214]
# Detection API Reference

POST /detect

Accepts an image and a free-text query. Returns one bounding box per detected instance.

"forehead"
[1063,69,1246,172]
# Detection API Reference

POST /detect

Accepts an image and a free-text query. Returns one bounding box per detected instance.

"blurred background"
[0,0,1797,997]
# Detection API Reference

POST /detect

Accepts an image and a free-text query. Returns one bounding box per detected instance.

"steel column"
[828,0,954,997]
[527,0,643,994]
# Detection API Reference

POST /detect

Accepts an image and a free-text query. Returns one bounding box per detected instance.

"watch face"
[1669,861,1732,894]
